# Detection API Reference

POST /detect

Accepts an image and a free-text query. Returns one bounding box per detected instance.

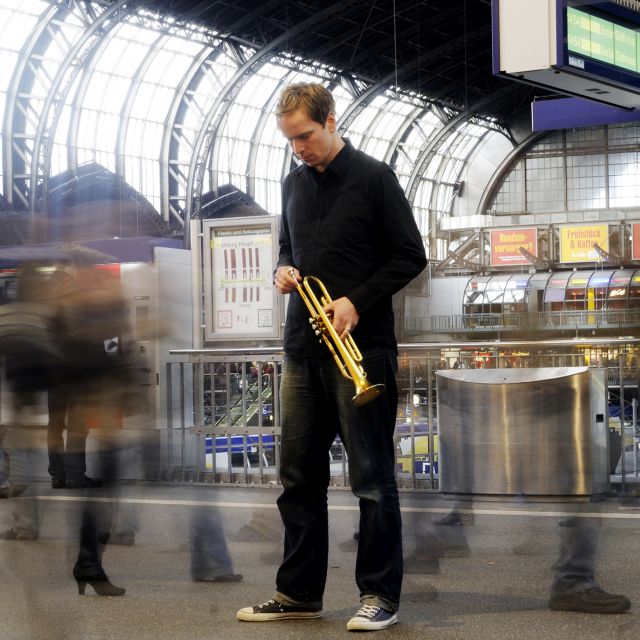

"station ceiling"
[123,0,549,126]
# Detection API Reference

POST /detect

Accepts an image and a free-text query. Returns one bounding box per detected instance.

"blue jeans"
[275,348,402,612]
[0,448,9,487]
[190,507,235,580]
[551,515,600,596]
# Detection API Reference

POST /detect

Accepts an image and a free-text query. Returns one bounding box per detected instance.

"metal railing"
[405,310,640,334]
[165,337,640,492]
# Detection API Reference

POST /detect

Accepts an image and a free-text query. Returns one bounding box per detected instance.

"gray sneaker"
[347,605,398,631]
[549,587,631,614]
[237,599,322,621]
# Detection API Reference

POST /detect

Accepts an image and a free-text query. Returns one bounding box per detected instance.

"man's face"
[277,108,337,172]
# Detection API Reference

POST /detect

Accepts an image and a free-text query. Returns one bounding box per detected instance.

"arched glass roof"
[0,0,509,253]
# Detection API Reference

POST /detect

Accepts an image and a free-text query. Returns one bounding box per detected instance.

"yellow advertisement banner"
[559,224,608,263]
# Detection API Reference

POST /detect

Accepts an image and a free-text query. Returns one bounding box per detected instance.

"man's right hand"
[274,266,301,295]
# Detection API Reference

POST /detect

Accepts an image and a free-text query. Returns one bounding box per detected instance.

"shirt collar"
[304,137,353,181]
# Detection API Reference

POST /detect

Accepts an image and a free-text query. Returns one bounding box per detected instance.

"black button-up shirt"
[278,139,428,357]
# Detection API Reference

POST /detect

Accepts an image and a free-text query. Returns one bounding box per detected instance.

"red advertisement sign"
[490,228,537,267]
[633,223,640,260]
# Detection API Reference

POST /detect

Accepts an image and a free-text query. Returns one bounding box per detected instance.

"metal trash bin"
[436,367,609,499]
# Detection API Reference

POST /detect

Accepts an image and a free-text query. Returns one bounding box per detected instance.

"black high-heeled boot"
[74,508,124,596]
[73,567,126,596]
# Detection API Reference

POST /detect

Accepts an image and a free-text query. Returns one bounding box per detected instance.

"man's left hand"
[323,297,359,341]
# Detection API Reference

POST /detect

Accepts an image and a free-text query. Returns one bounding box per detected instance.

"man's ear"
[326,112,337,133]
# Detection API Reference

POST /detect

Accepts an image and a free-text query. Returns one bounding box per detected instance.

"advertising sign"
[633,222,640,260]
[490,228,537,266]
[559,224,608,263]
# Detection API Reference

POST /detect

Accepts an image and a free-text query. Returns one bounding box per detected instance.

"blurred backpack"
[0,301,65,392]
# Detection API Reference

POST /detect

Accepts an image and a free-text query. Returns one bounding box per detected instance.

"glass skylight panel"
[424,153,442,180]
[76,146,114,172]
[100,75,133,114]
[0,0,48,14]
[81,71,111,110]
[226,172,246,190]
[254,144,286,181]
[363,138,390,160]
[130,84,174,122]
[414,179,434,230]
[251,61,277,81]
[228,140,251,175]
[225,104,262,140]
[125,156,160,211]
[52,103,73,165]
[413,203,430,238]
[261,115,286,146]
[361,102,412,159]
[441,157,464,184]
[163,35,205,56]
[452,132,480,159]
[112,40,153,77]
[235,73,280,110]
[375,111,407,138]
[144,47,201,85]
[94,112,120,152]
[0,51,18,91]
[117,22,159,45]
[180,55,236,131]
[436,184,454,213]
[393,110,442,179]
[349,101,386,136]
[50,142,68,177]
[216,137,245,176]
[266,180,281,213]
[0,8,40,51]
[333,84,353,117]
[125,119,163,159]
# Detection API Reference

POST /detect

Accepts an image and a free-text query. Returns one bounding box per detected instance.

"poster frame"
[202,216,282,342]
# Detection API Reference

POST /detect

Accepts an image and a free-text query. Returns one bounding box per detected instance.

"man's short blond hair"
[276,82,335,126]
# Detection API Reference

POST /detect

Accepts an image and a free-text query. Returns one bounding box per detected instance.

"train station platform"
[1,483,638,640]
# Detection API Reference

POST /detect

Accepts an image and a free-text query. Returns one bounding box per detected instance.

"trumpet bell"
[352,382,385,407]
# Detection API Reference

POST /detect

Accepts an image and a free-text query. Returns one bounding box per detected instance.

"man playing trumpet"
[237,82,427,632]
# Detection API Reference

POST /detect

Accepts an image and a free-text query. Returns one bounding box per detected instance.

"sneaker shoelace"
[356,605,381,619]
[256,600,278,611]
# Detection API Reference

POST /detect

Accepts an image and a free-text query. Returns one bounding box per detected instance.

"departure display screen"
[567,5,640,73]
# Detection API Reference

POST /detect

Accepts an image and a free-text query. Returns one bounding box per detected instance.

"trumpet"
[289,269,385,407]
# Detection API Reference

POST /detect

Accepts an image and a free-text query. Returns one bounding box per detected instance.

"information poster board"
[559,224,608,263]
[202,217,281,341]
[490,227,537,266]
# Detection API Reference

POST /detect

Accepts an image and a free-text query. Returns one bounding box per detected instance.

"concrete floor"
[0,483,639,640]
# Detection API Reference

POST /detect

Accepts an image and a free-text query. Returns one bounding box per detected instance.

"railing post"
[427,353,435,490]
[165,362,173,479]
[179,362,185,483]
[633,398,638,478]
[620,353,626,496]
